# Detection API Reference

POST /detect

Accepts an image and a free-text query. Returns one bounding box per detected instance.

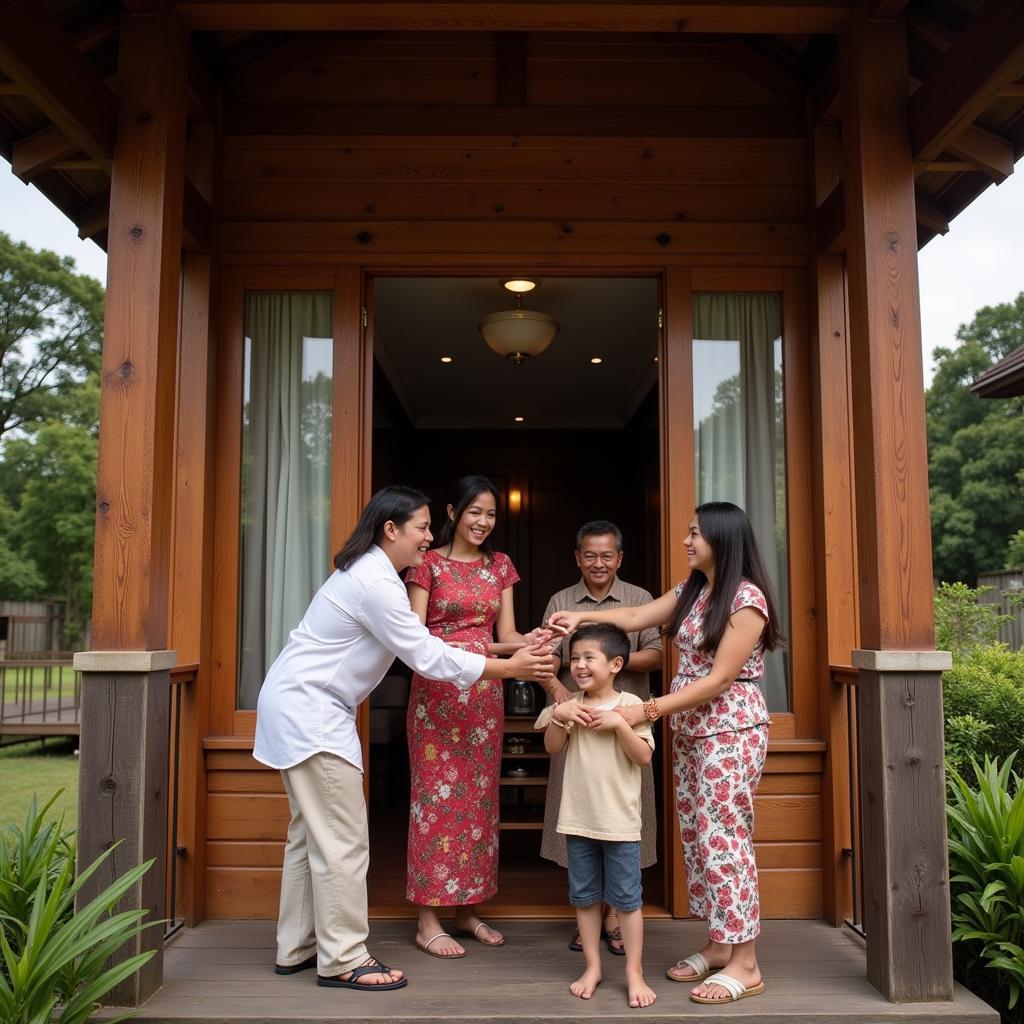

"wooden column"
[840,13,953,1002]
[78,5,189,1006]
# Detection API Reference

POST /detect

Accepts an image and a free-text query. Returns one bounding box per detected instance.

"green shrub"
[943,645,1024,769]
[0,794,157,1024]
[947,756,1024,1022]
[1006,530,1024,570]
[936,581,1015,657]
[945,715,996,779]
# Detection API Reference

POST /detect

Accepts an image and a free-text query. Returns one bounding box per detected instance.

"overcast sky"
[2,156,1022,383]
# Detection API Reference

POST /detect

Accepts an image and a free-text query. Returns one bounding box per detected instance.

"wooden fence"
[977,569,1024,650]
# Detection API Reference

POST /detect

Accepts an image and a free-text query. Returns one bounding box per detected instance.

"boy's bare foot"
[691,963,762,1001]
[627,975,657,1008]
[569,966,602,1000]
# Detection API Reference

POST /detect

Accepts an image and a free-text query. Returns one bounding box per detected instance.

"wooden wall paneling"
[222,181,806,224]
[220,221,809,258]
[782,268,817,739]
[841,15,951,1001]
[210,268,245,735]
[661,267,693,918]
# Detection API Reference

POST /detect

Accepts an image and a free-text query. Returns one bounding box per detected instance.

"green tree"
[928,293,1024,583]
[0,232,103,443]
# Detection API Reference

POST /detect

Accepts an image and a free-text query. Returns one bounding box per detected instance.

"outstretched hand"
[546,611,578,635]
[507,642,556,683]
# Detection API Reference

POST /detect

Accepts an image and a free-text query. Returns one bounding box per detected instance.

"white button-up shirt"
[254,545,486,771]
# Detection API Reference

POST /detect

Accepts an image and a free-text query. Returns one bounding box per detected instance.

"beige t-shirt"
[534,691,655,842]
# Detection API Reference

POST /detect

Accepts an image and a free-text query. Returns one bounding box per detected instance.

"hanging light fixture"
[478,279,560,364]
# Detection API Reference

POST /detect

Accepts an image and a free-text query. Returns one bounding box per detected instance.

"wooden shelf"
[500,777,548,786]
[501,751,548,759]
[499,821,544,831]
[504,716,538,733]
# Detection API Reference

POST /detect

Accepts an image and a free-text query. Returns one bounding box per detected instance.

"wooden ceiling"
[0,0,1021,255]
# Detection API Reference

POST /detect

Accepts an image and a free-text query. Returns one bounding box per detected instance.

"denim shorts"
[565,835,642,912]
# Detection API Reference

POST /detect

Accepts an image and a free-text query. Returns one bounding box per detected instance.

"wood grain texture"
[840,16,936,651]
[178,2,853,34]
[91,9,188,651]
[857,670,953,1001]
[77,671,169,1005]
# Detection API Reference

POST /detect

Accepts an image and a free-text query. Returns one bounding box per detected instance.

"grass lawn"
[0,738,79,832]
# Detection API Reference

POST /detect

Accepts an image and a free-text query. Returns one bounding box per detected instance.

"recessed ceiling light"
[502,279,537,294]
[514,415,525,423]
[440,355,453,363]
[653,356,659,363]
[590,356,603,365]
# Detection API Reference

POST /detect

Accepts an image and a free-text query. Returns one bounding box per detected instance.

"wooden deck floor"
[112,919,997,1024]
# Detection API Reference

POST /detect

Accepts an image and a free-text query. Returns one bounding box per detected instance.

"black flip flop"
[318,959,408,991]
[605,926,626,956]
[275,954,316,975]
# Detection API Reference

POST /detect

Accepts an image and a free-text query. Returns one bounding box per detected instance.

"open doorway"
[364,276,663,916]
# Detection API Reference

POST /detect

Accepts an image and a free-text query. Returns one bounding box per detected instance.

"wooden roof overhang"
[1,0,1022,257]
[970,343,1024,398]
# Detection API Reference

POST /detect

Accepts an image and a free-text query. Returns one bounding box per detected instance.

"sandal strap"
[421,933,449,950]
[607,926,623,941]
[348,959,394,982]
[681,952,710,975]
[703,972,745,1000]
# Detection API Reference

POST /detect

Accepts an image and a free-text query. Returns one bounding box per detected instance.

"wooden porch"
[107,920,996,1023]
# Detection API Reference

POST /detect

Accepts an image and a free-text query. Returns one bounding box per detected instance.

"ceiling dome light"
[440,355,453,363]
[479,283,560,365]
[514,416,525,423]
[590,356,603,364]
[502,279,537,293]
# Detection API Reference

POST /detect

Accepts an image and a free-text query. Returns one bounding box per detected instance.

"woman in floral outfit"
[406,475,544,959]
[549,501,782,1006]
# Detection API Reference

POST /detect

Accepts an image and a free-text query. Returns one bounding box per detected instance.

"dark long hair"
[333,485,431,572]
[665,501,783,654]
[433,475,501,564]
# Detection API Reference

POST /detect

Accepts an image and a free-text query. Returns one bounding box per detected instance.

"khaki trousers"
[277,752,369,974]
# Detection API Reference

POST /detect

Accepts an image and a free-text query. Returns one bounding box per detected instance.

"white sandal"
[416,932,465,959]
[689,971,766,1003]
[667,952,712,982]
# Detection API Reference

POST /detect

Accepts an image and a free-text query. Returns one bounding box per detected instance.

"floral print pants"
[672,726,767,944]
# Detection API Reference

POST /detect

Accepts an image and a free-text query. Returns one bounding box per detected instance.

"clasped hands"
[552,700,628,732]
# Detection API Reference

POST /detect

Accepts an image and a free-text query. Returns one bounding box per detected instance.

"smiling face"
[386,505,433,571]
[569,638,622,694]
[684,516,715,575]
[574,532,624,592]
[449,489,497,551]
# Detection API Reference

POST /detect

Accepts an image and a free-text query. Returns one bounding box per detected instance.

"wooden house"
[2,0,1023,1013]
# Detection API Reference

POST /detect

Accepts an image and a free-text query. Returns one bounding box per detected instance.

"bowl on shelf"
[507,766,529,779]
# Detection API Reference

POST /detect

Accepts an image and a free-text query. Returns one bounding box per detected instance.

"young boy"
[535,623,657,1009]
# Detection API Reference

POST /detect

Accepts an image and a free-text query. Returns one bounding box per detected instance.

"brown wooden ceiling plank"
[908,0,1024,165]
[0,0,116,170]
[226,36,308,98]
[496,32,528,107]
[178,2,853,34]
[868,0,909,17]
[811,54,839,125]
[224,102,805,137]
[914,192,949,236]
[723,39,802,104]
[52,158,105,171]
[947,123,1015,181]
[188,44,219,122]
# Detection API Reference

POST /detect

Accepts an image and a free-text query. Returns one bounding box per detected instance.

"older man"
[538,520,662,953]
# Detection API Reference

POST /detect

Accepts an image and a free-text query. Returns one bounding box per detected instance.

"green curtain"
[238,292,333,710]
[693,292,789,712]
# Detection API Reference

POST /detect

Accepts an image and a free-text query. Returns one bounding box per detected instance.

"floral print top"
[669,579,771,737]
[405,549,520,655]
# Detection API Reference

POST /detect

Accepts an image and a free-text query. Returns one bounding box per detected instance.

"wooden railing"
[0,657,80,735]
[166,663,198,940]
[832,664,864,937]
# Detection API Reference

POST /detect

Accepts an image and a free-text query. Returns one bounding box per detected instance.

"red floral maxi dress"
[670,580,772,944]
[404,549,520,906]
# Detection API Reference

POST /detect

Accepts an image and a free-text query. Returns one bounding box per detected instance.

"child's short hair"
[570,623,630,666]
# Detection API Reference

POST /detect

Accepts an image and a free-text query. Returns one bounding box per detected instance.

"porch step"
[109,920,996,1024]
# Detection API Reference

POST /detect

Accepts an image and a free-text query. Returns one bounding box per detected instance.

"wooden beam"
[496,32,527,107]
[188,45,219,123]
[11,127,78,180]
[76,197,110,240]
[814,178,844,254]
[907,13,956,52]
[868,0,909,16]
[947,124,1015,182]
[909,0,1024,165]
[224,103,805,138]
[811,55,839,126]
[183,178,213,252]
[178,2,853,33]
[915,193,949,236]
[840,12,952,1001]
[0,0,117,170]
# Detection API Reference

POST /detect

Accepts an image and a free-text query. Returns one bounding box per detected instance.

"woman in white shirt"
[255,485,555,991]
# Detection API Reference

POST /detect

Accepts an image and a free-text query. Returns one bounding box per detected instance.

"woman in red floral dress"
[405,475,543,959]
[550,502,783,1006]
